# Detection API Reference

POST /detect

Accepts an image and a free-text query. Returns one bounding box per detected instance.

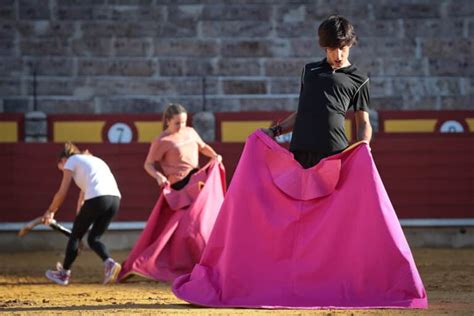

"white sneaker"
[103,259,121,284]
[45,262,70,285]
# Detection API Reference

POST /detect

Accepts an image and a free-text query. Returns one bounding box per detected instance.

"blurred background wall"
[1,0,473,116]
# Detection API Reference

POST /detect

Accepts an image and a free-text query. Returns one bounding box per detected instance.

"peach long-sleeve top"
[145,127,205,184]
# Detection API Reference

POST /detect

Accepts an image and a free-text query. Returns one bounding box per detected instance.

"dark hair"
[318,15,357,48]
[58,141,81,161]
[163,103,187,131]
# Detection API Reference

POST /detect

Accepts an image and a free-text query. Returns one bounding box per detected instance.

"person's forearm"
[275,112,297,133]
[144,162,165,180]
[47,191,66,213]
[200,144,218,159]
[357,121,372,142]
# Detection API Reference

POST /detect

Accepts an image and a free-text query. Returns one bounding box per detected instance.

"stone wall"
[1,0,473,115]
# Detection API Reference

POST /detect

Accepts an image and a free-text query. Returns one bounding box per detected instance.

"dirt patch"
[0,249,473,315]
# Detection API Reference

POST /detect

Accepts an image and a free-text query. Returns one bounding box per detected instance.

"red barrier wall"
[0,134,472,222]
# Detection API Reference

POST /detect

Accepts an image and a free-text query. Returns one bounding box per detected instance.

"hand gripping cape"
[172,130,428,309]
[118,161,226,282]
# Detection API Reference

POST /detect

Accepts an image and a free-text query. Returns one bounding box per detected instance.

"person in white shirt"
[42,142,121,285]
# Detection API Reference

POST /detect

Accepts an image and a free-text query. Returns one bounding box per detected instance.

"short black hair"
[318,15,357,48]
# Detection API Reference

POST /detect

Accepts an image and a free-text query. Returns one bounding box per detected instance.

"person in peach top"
[144,103,222,190]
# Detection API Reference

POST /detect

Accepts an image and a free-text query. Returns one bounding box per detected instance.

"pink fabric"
[118,161,226,282]
[172,130,428,309]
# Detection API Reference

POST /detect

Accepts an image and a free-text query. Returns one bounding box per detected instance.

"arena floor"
[0,249,473,315]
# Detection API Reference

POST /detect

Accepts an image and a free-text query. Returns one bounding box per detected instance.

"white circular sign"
[440,120,464,133]
[107,123,133,143]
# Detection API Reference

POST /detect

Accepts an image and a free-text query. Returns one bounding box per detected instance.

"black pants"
[171,169,199,191]
[292,149,343,169]
[63,195,120,270]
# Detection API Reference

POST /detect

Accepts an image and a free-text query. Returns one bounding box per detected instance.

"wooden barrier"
[47,114,172,143]
[0,114,24,143]
[379,110,473,134]
[215,111,355,142]
[0,134,472,222]
[0,111,472,223]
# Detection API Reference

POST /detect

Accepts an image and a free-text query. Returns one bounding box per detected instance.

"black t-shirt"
[289,58,370,155]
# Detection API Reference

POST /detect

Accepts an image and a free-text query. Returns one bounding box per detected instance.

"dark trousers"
[171,168,199,191]
[63,195,120,270]
[292,149,343,169]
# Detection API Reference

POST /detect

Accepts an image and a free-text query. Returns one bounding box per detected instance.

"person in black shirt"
[262,15,372,168]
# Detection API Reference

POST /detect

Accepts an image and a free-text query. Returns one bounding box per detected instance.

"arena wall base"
[0,230,141,252]
[1,227,473,252]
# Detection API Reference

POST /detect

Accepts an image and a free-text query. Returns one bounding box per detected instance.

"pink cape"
[118,161,226,282]
[172,130,428,309]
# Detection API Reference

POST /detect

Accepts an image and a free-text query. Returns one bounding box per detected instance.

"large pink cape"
[118,161,226,282]
[172,130,428,309]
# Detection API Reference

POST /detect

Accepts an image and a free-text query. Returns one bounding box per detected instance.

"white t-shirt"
[64,154,121,200]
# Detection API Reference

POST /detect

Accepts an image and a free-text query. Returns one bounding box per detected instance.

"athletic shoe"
[45,262,71,285]
[103,259,121,284]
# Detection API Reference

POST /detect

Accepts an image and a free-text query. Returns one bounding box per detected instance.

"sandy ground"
[0,249,473,315]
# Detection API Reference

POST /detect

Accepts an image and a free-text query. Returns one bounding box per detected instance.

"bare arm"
[144,160,169,187]
[199,143,222,162]
[355,110,372,142]
[276,111,297,134]
[262,111,298,137]
[42,170,73,223]
[144,140,169,187]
